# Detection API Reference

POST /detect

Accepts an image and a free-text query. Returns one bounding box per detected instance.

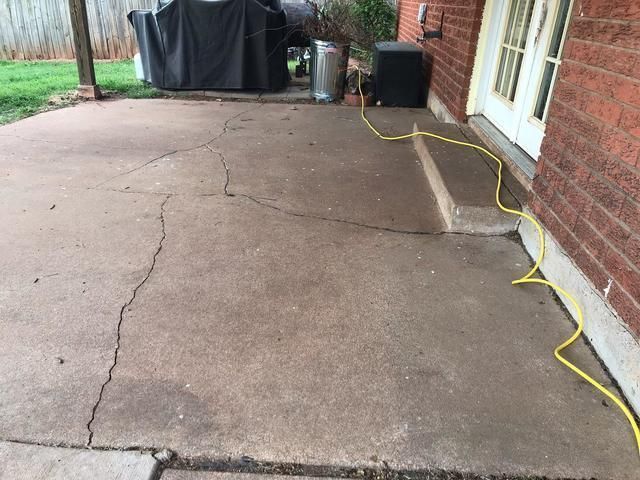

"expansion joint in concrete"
[164,455,570,480]
[86,195,170,446]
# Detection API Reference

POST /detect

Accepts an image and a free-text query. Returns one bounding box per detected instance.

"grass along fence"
[0,0,155,60]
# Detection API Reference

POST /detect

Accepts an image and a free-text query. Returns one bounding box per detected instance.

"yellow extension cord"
[355,68,640,458]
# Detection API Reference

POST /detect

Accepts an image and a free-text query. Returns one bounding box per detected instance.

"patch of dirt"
[47,91,82,109]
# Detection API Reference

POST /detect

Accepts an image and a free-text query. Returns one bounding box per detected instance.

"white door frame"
[466,0,498,117]
[468,0,572,161]
[478,0,544,149]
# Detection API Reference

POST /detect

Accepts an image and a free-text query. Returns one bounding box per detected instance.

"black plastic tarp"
[128,0,289,90]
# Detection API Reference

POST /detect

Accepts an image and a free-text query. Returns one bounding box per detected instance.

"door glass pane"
[495,48,508,93]
[518,0,535,49]
[509,54,525,101]
[548,0,571,58]
[501,49,516,97]
[532,0,572,121]
[533,62,555,119]
[493,0,535,102]
[503,0,519,44]
[510,0,528,46]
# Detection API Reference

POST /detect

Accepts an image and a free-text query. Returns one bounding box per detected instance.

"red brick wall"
[396,0,485,121]
[531,0,640,336]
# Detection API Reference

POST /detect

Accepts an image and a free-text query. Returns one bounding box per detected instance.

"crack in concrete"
[87,102,508,239]
[204,145,231,196]
[0,436,161,455]
[0,437,87,450]
[237,193,510,238]
[202,103,265,196]
[89,103,263,190]
[208,103,265,145]
[92,150,179,189]
[86,195,170,446]
[88,189,508,238]
[93,187,182,196]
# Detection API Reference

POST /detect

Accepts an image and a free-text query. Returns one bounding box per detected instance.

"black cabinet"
[373,42,425,108]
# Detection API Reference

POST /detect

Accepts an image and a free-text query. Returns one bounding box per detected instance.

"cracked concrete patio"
[0,99,638,479]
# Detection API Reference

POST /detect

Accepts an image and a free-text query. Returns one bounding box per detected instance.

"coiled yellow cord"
[355,68,640,457]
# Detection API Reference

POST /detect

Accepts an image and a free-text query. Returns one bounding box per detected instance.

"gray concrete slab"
[0,100,638,479]
[86,194,638,479]
[0,186,165,445]
[101,146,228,196]
[214,104,444,232]
[0,442,158,480]
[0,100,251,153]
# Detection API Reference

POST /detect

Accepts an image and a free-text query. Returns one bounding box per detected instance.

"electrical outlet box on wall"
[417,3,427,24]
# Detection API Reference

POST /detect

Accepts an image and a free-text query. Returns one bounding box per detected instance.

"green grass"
[0,59,304,125]
[0,59,157,125]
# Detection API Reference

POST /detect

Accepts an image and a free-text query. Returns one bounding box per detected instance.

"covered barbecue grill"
[129,0,304,91]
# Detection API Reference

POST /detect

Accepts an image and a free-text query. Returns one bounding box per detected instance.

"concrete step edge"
[412,122,519,235]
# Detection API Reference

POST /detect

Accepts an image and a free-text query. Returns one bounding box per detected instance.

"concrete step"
[412,121,520,235]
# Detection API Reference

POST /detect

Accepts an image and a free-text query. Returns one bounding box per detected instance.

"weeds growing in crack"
[86,195,170,446]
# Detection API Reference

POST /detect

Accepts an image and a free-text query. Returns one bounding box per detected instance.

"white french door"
[478,0,573,160]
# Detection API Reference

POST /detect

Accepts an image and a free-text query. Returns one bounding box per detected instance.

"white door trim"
[470,0,572,160]
[482,0,543,147]
[466,0,495,116]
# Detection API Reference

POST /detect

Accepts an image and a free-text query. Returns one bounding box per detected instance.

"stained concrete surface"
[0,100,638,479]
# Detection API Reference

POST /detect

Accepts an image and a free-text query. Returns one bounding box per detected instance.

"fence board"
[0,0,155,59]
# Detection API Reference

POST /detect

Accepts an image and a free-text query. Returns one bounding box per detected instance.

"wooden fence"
[0,0,156,60]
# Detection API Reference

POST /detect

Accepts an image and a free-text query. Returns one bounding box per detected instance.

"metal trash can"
[309,39,350,101]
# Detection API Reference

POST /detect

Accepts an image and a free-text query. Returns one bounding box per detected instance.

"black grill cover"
[128,0,289,90]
